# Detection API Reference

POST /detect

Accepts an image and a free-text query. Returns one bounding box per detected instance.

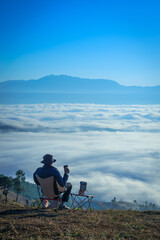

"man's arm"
[33,172,40,185]
[63,173,69,185]
[53,168,67,187]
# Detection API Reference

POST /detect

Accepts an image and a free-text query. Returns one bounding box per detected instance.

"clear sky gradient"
[0,0,160,86]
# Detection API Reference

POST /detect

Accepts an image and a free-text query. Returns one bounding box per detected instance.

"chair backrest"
[35,174,65,198]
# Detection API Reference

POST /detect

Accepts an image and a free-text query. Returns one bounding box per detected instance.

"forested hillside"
[0,173,38,202]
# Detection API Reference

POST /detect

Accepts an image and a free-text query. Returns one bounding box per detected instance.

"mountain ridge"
[0,74,160,104]
[0,74,122,93]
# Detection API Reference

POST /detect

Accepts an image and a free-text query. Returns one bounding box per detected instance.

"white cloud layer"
[0,104,160,204]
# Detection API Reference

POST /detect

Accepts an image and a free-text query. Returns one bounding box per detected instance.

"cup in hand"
[64,165,69,174]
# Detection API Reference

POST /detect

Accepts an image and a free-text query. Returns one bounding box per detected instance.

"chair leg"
[37,199,42,209]
[55,198,62,212]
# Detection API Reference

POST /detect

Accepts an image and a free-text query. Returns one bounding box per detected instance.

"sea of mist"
[0,103,160,204]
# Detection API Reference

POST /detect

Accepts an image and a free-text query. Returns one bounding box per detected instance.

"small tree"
[15,170,26,182]
[13,170,26,202]
[0,175,12,204]
[25,199,29,206]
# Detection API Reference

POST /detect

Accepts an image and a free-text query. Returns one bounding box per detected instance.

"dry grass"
[0,204,160,240]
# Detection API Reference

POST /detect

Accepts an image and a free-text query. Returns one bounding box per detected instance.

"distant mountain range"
[0,75,160,104]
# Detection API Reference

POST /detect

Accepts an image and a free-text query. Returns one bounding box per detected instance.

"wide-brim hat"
[41,154,56,164]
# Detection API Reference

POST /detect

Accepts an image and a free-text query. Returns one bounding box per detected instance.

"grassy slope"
[0,190,33,205]
[0,204,160,240]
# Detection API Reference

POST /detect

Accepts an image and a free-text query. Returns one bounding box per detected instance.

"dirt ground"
[0,205,160,240]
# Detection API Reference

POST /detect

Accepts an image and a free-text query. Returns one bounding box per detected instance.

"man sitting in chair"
[34,154,72,210]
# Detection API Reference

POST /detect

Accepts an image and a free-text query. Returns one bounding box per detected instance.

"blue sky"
[0,0,160,85]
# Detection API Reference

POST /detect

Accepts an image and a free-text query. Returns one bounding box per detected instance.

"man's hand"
[64,167,70,174]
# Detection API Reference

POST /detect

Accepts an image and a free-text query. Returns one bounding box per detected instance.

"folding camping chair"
[35,174,66,211]
[71,193,95,210]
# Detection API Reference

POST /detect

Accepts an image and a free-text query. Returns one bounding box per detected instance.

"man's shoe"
[61,205,70,210]
[58,203,70,210]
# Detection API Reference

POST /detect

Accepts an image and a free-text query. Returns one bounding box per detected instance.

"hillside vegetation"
[0,204,160,240]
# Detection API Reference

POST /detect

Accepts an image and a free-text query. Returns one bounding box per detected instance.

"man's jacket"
[34,165,68,188]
